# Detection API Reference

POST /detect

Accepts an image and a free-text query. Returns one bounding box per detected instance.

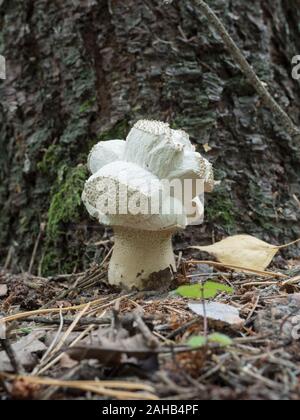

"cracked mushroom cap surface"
[82,120,214,231]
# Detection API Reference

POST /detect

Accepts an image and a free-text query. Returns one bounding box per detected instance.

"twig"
[190,260,287,278]
[242,281,278,287]
[28,223,45,275]
[187,272,233,278]
[0,296,114,323]
[176,251,183,270]
[47,271,86,282]
[201,280,208,337]
[293,194,300,209]
[133,314,159,349]
[242,366,283,390]
[41,252,112,310]
[31,308,64,375]
[101,246,113,266]
[4,246,13,270]
[166,318,200,340]
[37,324,95,376]
[41,269,107,309]
[245,295,260,323]
[190,0,300,140]
[233,335,270,344]
[0,338,23,374]
[198,354,229,381]
[281,275,300,286]
[22,316,112,326]
[50,303,91,356]
[40,365,82,400]
[0,373,159,400]
[85,239,113,247]
[32,306,91,376]
[276,238,300,249]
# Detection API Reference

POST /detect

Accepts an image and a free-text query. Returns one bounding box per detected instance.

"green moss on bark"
[46,164,88,241]
[97,120,129,142]
[206,188,236,233]
[40,164,88,275]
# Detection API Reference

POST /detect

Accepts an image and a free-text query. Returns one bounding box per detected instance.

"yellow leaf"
[203,143,212,152]
[191,235,300,272]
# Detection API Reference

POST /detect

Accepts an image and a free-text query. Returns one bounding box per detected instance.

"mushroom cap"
[88,140,125,174]
[83,161,186,230]
[83,120,214,231]
[124,121,214,190]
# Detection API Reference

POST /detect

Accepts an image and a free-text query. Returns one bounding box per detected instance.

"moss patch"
[47,164,88,241]
[97,120,129,142]
[38,144,64,176]
[206,187,236,233]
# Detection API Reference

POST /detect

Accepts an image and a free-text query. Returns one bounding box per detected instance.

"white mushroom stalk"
[82,120,214,290]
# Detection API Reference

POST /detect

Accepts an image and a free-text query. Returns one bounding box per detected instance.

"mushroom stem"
[108,227,176,290]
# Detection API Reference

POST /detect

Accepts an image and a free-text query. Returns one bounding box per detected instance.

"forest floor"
[0,243,300,401]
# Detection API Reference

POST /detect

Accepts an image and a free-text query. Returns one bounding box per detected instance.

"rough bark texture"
[0,0,300,275]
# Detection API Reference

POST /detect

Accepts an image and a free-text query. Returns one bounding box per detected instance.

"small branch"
[14,313,155,327]
[23,316,112,326]
[201,282,208,337]
[188,0,300,140]
[133,314,160,349]
[41,269,107,309]
[4,246,14,270]
[40,365,82,400]
[166,318,200,340]
[0,338,23,374]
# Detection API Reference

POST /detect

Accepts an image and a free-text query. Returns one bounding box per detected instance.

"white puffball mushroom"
[88,140,125,174]
[82,120,214,290]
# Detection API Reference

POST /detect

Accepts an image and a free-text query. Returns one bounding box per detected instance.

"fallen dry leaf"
[0,284,8,297]
[191,235,300,272]
[67,333,157,363]
[188,302,244,328]
[59,353,79,369]
[0,331,47,372]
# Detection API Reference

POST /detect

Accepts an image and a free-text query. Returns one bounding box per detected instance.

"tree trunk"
[1,0,300,275]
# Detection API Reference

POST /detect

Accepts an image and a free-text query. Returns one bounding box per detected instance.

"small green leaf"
[18,328,32,335]
[176,281,233,299]
[187,336,207,348]
[176,284,203,298]
[205,281,233,297]
[208,333,233,347]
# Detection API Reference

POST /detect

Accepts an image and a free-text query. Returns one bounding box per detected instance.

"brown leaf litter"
[0,257,300,400]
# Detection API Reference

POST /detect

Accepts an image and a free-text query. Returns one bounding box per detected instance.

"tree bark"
[0,0,300,274]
